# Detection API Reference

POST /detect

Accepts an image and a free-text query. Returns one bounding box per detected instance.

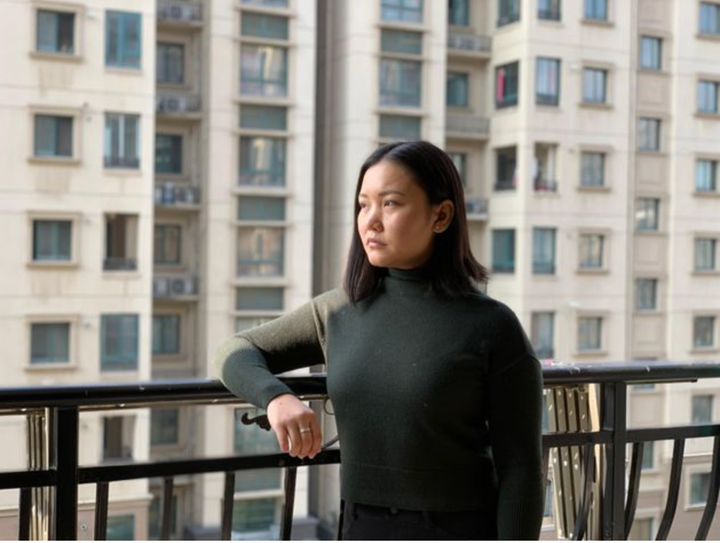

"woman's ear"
[432,200,455,233]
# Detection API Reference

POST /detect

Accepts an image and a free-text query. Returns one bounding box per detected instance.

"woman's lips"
[366,239,386,247]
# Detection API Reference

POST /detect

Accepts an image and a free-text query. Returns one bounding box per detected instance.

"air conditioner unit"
[171,278,188,295]
[153,278,169,297]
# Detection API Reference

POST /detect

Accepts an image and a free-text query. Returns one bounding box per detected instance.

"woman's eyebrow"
[358,190,406,198]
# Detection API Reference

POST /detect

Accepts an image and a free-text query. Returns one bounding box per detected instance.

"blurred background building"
[0,0,719,539]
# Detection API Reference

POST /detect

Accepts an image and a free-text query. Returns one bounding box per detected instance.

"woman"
[215,141,544,540]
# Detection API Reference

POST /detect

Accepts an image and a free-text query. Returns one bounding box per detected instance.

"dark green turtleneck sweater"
[214,268,544,539]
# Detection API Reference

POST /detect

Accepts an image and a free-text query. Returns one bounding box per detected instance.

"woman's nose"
[364,206,382,231]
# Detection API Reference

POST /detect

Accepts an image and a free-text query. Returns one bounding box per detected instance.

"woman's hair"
[343,140,489,304]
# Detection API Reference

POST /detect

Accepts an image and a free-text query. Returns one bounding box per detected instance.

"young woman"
[215,141,544,540]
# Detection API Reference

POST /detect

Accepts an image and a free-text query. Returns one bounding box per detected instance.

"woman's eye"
[384,200,397,207]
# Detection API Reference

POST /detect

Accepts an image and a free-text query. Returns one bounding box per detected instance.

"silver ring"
[299,427,312,434]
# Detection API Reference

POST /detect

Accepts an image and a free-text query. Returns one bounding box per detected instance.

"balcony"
[157,0,203,27]
[447,31,492,57]
[1,361,719,540]
[445,115,490,140]
[153,275,199,299]
[156,93,202,118]
[154,182,201,210]
[464,197,488,221]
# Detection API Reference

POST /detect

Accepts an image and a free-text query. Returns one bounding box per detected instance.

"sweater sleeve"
[488,304,545,540]
[213,289,344,411]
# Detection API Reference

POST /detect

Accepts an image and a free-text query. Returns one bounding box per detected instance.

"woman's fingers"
[274,425,290,453]
[309,415,323,458]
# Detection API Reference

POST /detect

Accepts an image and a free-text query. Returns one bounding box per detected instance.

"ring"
[299,427,312,434]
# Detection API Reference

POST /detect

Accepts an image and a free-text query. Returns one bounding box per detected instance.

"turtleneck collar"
[386,266,433,283]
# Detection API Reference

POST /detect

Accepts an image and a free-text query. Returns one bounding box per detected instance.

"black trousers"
[339,500,498,540]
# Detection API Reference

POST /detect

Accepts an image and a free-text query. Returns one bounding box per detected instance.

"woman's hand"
[266,393,323,459]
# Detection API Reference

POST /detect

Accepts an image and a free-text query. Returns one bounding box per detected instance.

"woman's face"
[357,160,450,269]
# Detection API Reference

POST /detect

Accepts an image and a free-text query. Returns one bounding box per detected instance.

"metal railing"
[156,94,202,115]
[157,0,203,24]
[446,115,490,136]
[154,182,201,207]
[103,257,137,271]
[153,275,199,298]
[0,361,719,540]
[447,32,492,54]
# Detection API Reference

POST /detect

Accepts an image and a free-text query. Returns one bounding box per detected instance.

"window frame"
[579,149,608,189]
[104,113,141,170]
[446,71,469,108]
[155,133,184,175]
[239,44,289,98]
[31,2,84,61]
[105,10,143,70]
[634,277,659,312]
[584,0,609,22]
[491,228,516,273]
[532,227,557,275]
[156,41,186,85]
[536,57,561,106]
[637,117,662,152]
[380,0,424,24]
[693,235,719,273]
[575,313,608,355]
[697,78,720,115]
[694,157,720,194]
[639,35,662,71]
[27,212,81,268]
[495,61,519,109]
[497,0,520,27]
[582,67,609,105]
[30,108,82,163]
[150,406,183,448]
[692,314,717,350]
[577,229,609,273]
[100,314,140,372]
[25,315,79,370]
[699,2,720,37]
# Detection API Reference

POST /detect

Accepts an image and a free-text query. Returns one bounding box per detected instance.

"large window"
[101,314,139,371]
[379,59,421,107]
[155,134,182,174]
[581,152,605,187]
[640,36,662,70]
[583,68,607,104]
[635,198,659,231]
[584,0,608,21]
[531,312,554,359]
[106,11,141,68]
[698,80,720,114]
[690,473,711,506]
[381,0,423,23]
[152,315,180,355]
[492,229,515,273]
[103,416,134,461]
[107,514,135,541]
[533,228,556,274]
[635,278,658,311]
[237,228,284,277]
[579,233,604,269]
[495,146,517,190]
[31,323,70,364]
[34,115,73,158]
[104,114,140,169]
[240,105,287,131]
[536,58,560,106]
[156,42,184,84]
[151,408,180,446]
[498,0,520,26]
[238,197,286,221]
[104,214,138,271]
[448,0,469,25]
[37,10,75,54]
[239,137,286,186]
[538,0,560,21]
[638,118,661,152]
[495,62,519,108]
[692,395,713,424]
[578,317,602,351]
[695,238,717,271]
[240,45,288,97]
[241,13,289,40]
[381,29,422,55]
[33,219,72,261]
[379,115,421,141]
[154,225,181,265]
[694,316,715,348]
[446,72,469,108]
[700,2,720,36]
[695,159,718,192]
[236,288,284,311]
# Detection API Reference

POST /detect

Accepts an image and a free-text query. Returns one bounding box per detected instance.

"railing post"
[51,408,79,540]
[601,382,627,540]
[27,411,52,540]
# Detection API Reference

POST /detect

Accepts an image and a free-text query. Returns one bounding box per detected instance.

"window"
[696,159,718,192]
[448,0,469,25]
[233,498,279,537]
[101,314,139,371]
[692,395,713,424]
[448,152,466,187]
[640,37,661,70]
[151,408,180,446]
[240,105,287,131]
[690,472,711,507]
[236,317,276,333]
[381,0,423,23]
[379,115,421,140]
[237,228,284,277]
[381,29,422,55]
[498,0,520,26]
[583,68,607,104]
[495,146,517,190]
[106,11,141,68]
[578,316,602,351]
[239,137,286,186]
[104,114,140,169]
[241,13,289,40]
[236,288,284,311]
[638,118,661,152]
[37,10,75,54]
[152,315,180,355]
[104,214,138,271]
[694,316,715,348]
[629,518,654,541]
[533,228,556,274]
[534,143,558,191]
[636,198,659,231]
[641,442,654,470]
[238,197,286,221]
[446,72,469,107]
[492,229,515,273]
[538,0,560,21]
[30,323,70,364]
[581,152,605,187]
[579,233,604,269]
[695,238,717,271]
[34,114,73,157]
[234,407,283,492]
[495,62,519,108]
[107,514,135,541]
[33,220,72,261]
[155,134,182,174]
[103,416,135,460]
[379,59,421,107]
[156,42,184,84]
[700,2,720,36]
[240,45,288,97]
[154,225,181,265]
[698,81,720,114]
[635,278,658,311]
[585,0,608,21]
[531,312,555,359]
[536,58,560,106]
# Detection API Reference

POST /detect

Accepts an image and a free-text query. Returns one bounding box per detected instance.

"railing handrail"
[0,360,718,410]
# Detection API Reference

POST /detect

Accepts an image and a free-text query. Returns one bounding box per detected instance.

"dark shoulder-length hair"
[343,140,489,304]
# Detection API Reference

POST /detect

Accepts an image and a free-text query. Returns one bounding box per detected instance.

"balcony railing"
[446,115,490,137]
[154,182,201,207]
[156,93,202,115]
[0,361,719,540]
[153,275,199,298]
[447,31,492,54]
[535,177,559,192]
[157,0,203,24]
[103,257,137,271]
